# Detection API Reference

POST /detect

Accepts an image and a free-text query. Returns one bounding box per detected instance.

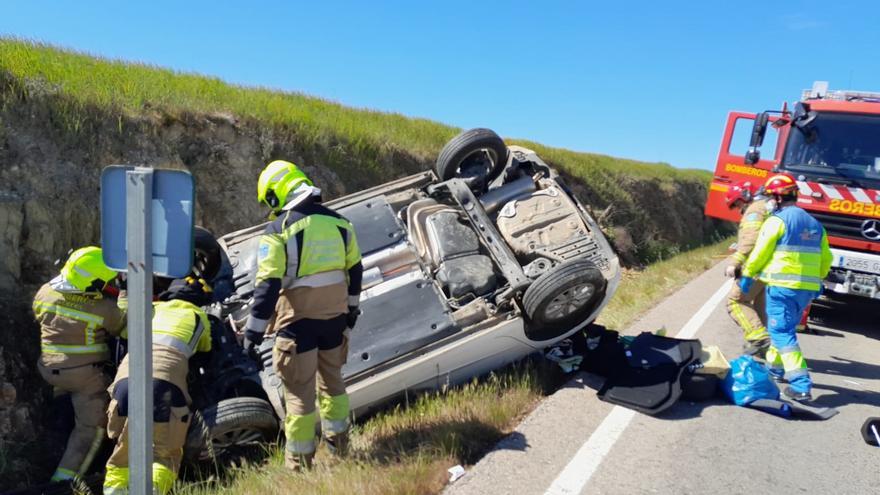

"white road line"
[676,279,733,339]
[544,279,733,495]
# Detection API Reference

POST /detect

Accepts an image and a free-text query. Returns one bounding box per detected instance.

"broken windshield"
[781,111,880,190]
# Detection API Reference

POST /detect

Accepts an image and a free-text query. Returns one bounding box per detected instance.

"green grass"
[597,238,732,330]
[0,39,453,161]
[179,369,541,495]
[176,241,730,495]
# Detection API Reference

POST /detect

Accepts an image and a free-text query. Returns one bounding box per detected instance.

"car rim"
[544,283,594,320]
[457,149,498,178]
[202,427,265,460]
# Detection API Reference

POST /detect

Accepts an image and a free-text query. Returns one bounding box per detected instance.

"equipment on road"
[597,332,703,416]
[721,355,779,406]
[747,398,838,420]
[721,355,839,420]
[862,417,880,446]
[705,81,880,302]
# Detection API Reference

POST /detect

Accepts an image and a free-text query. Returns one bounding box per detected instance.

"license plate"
[838,254,880,274]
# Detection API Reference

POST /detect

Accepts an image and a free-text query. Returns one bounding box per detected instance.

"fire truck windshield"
[781,111,880,190]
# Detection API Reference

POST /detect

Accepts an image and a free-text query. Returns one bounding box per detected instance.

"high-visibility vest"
[33,285,124,356]
[255,208,360,289]
[743,206,833,291]
[150,299,212,357]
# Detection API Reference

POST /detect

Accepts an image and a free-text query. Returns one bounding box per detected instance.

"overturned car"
[185,128,621,462]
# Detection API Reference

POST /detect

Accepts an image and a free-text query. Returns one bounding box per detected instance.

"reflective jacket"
[33,283,126,367]
[742,205,833,291]
[730,198,769,267]
[149,299,212,358]
[248,200,363,334]
[112,299,210,403]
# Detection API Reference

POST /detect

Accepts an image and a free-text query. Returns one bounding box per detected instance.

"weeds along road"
[447,261,880,495]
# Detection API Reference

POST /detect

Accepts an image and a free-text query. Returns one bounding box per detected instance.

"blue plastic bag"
[720,355,780,406]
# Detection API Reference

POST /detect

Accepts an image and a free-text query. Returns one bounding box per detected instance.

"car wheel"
[436,128,509,186]
[185,397,279,464]
[194,226,223,281]
[522,259,605,341]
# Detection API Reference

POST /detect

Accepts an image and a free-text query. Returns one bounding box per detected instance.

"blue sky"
[2,1,878,170]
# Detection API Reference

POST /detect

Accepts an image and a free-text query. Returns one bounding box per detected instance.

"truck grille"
[810,211,872,242]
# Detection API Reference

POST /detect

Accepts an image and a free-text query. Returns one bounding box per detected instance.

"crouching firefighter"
[103,276,213,494]
[740,173,832,402]
[242,160,363,471]
[33,246,126,483]
[723,181,772,357]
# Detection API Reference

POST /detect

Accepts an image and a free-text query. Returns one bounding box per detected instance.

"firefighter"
[723,180,771,357]
[740,173,833,402]
[242,160,363,471]
[102,276,213,494]
[33,246,125,483]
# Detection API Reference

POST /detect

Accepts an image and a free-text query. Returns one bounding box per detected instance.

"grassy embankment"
[177,239,730,495]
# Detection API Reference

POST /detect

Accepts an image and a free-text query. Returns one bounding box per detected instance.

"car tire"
[436,128,509,184]
[185,397,279,464]
[194,226,223,281]
[522,259,606,341]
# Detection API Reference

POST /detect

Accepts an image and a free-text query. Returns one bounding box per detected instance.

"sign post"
[126,168,154,495]
[101,165,195,495]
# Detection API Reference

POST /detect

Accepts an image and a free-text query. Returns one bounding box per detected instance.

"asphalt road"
[446,261,880,495]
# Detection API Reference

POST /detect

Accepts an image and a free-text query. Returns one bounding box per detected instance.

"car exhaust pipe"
[479,176,537,215]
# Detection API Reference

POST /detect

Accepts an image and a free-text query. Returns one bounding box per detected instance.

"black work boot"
[285,452,314,472]
[325,432,349,457]
[782,386,813,403]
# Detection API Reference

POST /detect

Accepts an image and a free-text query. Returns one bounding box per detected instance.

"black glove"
[346,306,359,329]
[243,329,264,356]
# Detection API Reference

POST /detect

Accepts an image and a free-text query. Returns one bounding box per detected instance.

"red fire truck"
[705,81,880,300]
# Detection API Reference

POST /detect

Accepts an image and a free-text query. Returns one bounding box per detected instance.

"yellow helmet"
[61,246,117,292]
[257,160,313,213]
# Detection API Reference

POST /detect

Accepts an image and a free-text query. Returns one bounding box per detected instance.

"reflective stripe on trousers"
[102,463,177,494]
[319,393,350,434]
[726,279,768,343]
[103,465,128,493]
[765,286,814,393]
[285,411,317,455]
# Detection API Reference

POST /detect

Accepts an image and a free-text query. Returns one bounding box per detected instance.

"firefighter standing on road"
[102,277,213,495]
[723,181,771,357]
[33,246,125,484]
[740,173,833,402]
[242,160,363,471]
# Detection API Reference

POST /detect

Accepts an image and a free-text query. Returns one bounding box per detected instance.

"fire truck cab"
[705,81,880,300]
